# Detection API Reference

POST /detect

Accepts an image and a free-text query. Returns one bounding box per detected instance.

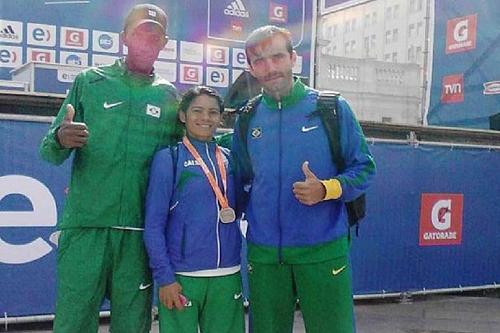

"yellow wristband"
[321,178,342,200]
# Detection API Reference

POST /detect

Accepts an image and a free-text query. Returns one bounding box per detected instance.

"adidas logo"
[224,0,249,18]
[0,25,19,40]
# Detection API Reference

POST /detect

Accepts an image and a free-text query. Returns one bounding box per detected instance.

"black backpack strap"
[317,91,365,236]
[317,91,343,171]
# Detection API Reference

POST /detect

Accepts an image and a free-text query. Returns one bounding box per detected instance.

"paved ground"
[4,291,500,332]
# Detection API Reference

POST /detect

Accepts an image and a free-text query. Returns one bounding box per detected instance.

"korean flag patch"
[146,104,161,118]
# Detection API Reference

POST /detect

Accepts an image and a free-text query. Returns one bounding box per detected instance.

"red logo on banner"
[419,193,463,246]
[31,50,52,63]
[65,29,84,47]
[183,65,199,82]
[269,3,288,23]
[441,74,464,103]
[445,14,477,54]
[209,47,226,64]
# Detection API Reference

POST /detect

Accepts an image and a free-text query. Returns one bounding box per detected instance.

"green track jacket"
[40,59,182,229]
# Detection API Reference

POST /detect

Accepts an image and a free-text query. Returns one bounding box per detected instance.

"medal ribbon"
[182,136,229,209]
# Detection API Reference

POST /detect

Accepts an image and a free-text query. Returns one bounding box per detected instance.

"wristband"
[321,178,342,200]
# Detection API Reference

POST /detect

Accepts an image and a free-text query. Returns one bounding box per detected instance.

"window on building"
[394,5,400,19]
[333,24,338,37]
[351,40,356,52]
[345,42,350,54]
[416,46,423,62]
[352,18,357,31]
[332,45,337,55]
[408,46,415,62]
[371,34,377,49]
[364,37,370,52]
[384,54,391,62]
[385,7,392,20]
[393,28,399,42]
[364,14,370,27]
[417,21,423,36]
[392,52,398,63]
[382,116,393,123]
[408,23,415,37]
[344,21,350,33]
[417,0,423,11]
[385,30,392,44]
[410,0,416,12]
[372,12,378,25]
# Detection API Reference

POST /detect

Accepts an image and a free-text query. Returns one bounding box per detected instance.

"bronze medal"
[220,207,236,223]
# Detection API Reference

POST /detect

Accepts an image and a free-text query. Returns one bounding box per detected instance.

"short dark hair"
[245,25,293,65]
[178,86,224,116]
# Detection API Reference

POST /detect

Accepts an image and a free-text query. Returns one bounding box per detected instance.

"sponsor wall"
[2,118,500,316]
[427,0,500,128]
[0,0,313,95]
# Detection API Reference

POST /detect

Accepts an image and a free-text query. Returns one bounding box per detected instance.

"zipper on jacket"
[206,143,222,268]
[278,101,283,264]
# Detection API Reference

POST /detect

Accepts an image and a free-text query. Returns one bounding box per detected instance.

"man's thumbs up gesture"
[56,104,89,148]
[292,161,326,206]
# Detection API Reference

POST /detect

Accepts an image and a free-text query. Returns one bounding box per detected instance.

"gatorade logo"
[180,64,202,84]
[0,175,58,264]
[419,193,463,246]
[61,27,88,50]
[269,3,288,23]
[207,45,228,65]
[446,14,477,54]
[30,49,54,63]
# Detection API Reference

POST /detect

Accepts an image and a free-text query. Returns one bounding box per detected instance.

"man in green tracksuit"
[39,4,181,333]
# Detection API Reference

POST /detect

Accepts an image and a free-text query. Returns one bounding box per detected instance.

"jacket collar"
[261,77,307,110]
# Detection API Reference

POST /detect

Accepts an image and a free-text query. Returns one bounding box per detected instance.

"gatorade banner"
[427,0,500,128]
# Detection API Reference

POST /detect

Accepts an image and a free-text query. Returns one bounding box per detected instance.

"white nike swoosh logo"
[103,101,124,109]
[139,283,152,290]
[332,265,347,276]
[234,292,243,300]
[301,125,319,133]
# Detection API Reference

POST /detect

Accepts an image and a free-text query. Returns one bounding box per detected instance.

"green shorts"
[54,228,152,333]
[158,273,245,333]
[248,256,355,333]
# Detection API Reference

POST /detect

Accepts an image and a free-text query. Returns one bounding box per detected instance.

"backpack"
[235,91,366,235]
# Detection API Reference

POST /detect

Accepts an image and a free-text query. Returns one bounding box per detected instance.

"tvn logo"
[180,64,203,85]
[61,27,88,50]
[441,74,464,103]
[224,0,249,18]
[419,193,463,246]
[27,23,56,47]
[207,45,229,65]
[28,48,55,63]
[206,67,229,88]
[0,46,22,68]
[446,14,477,54]
[0,20,23,43]
[269,3,288,23]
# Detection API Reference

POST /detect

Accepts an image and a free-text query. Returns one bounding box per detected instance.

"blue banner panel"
[0,120,70,317]
[0,0,313,96]
[1,119,499,316]
[427,0,500,129]
[351,143,500,294]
